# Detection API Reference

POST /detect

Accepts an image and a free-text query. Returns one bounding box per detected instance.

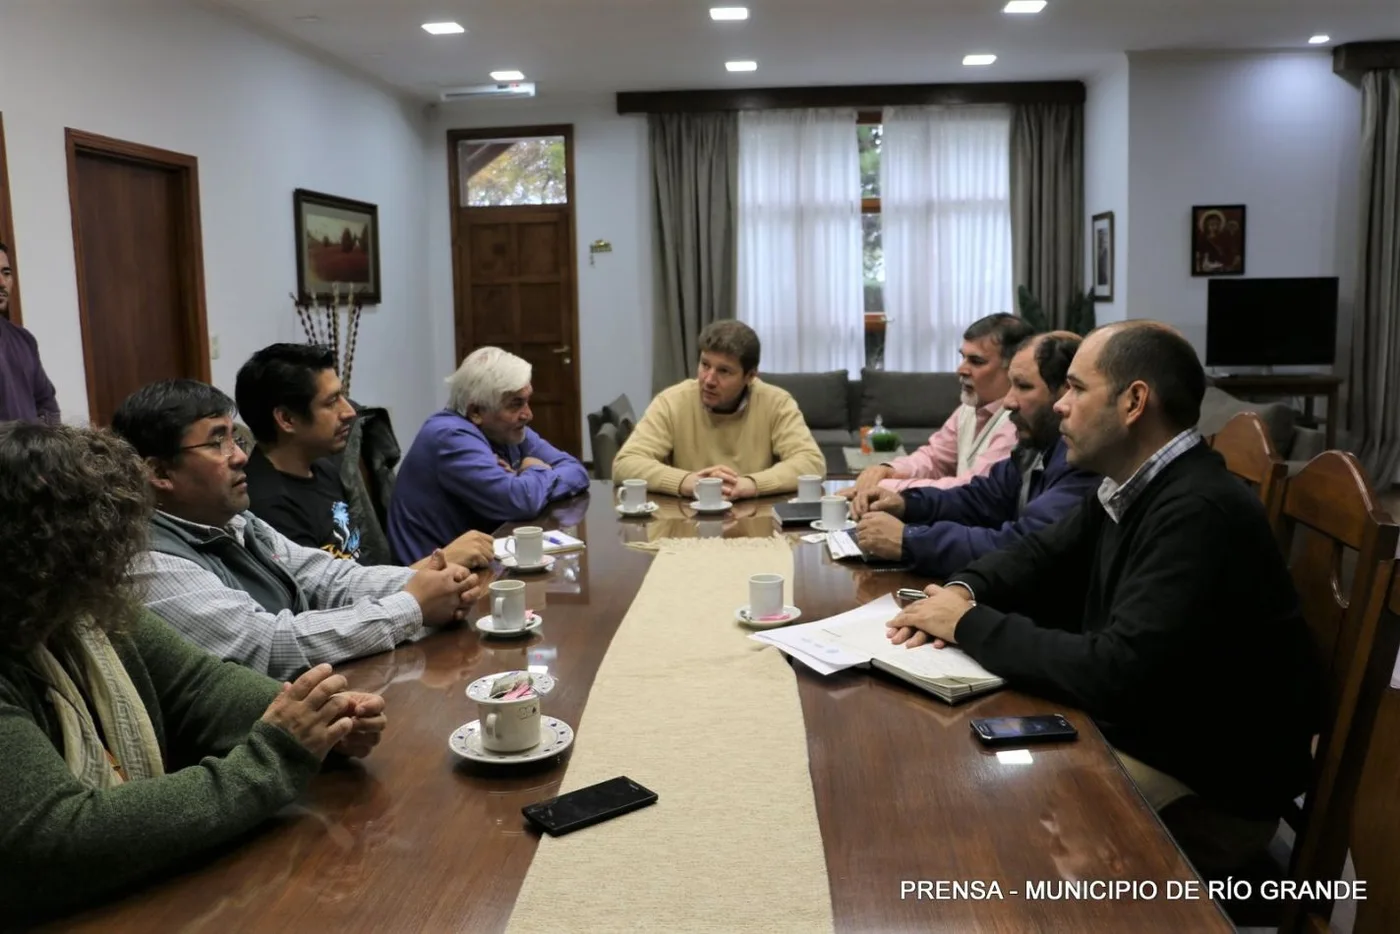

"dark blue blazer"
[900,436,1099,579]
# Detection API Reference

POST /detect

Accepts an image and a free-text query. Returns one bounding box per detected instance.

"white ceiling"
[208,0,1398,100]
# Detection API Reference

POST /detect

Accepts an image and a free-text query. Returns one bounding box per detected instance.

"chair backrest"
[1208,411,1289,547]
[1278,452,1400,932]
[1349,602,1400,934]
[591,422,619,480]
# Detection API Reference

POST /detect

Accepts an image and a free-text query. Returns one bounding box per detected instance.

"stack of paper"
[493,529,586,560]
[751,594,1005,704]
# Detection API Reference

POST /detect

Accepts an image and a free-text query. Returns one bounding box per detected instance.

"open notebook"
[750,594,1004,704]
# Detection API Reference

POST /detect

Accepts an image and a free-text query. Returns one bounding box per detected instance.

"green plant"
[1016,286,1097,337]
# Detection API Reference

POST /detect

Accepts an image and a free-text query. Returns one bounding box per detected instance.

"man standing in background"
[0,242,60,425]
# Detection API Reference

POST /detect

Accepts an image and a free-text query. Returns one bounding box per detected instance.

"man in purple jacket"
[0,243,61,425]
[387,346,590,564]
[851,331,1098,579]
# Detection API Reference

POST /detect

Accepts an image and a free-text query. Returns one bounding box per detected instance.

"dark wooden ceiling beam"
[616,81,1085,114]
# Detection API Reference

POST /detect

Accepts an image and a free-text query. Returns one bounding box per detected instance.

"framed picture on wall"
[1091,211,1114,303]
[1190,204,1246,277]
[294,189,381,304]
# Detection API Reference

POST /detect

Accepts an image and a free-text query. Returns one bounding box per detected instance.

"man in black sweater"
[888,321,1319,874]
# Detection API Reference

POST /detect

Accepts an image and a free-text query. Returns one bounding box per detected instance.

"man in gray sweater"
[112,379,481,680]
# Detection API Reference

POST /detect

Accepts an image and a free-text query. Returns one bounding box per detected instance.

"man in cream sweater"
[613,320,825,500]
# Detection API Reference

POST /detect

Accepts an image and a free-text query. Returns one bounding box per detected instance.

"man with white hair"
[387,346,589,564]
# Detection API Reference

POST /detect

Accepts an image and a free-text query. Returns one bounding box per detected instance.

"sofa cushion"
[603,393,635,426]
[759,371,850,430]
[810,427,856,448]
[1198,386,1296,457]
[859,369,963,429]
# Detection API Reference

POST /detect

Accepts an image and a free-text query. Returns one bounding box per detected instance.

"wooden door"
[449,126,581,456]
[66,130,209,425]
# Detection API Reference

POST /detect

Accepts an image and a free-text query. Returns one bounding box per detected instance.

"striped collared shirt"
[1097,429,1203,523]
[133,511,421,680]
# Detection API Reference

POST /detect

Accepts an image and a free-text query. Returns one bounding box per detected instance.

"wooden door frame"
[445,124,581,419]
[65,128,211,419]
[0,113,20,324]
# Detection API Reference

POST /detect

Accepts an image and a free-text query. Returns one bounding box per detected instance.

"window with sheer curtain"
[881,105,1014,373]
[737,109,865,375]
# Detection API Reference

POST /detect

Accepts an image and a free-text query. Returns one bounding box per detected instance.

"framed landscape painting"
[294,188,381,304]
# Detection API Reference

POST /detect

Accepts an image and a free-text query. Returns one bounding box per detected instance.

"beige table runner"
[507,536,834,934]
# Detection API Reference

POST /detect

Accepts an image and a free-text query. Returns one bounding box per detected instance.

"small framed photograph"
[294,188,381,304]
[1091,211,1114,302]
[1191,204,1246,277]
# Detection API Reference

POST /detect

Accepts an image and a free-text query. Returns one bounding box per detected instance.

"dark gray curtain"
[649,112,738,392]
[1010,102,1084,329]
[1348,70,1400,479]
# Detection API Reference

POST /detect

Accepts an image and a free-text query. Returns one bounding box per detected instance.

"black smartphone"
[522,776,658,836]
[970,714,1078,746]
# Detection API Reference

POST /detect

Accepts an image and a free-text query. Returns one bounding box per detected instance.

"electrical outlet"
[210,334,221,360]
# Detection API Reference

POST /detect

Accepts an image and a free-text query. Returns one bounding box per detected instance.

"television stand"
[1209,374,1342,450]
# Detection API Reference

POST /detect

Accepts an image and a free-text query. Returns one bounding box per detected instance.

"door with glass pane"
[448,126,581,456]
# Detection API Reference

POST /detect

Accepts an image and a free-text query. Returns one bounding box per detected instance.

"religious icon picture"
[1091,211,1114,302]
[1191,204,1246,277]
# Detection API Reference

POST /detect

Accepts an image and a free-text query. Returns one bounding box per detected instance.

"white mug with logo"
[510,526,545,566]
[821,495,850,529]
[616,478,648,510]
[490,579,528,628]
[797,475,823,503]
[695,477,724,507]
[749,573,785,618]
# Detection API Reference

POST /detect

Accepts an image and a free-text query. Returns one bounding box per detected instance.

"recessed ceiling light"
[963,54,998,66]
[1003,1,1047,13]
[490,70,526,82]
[725,60,758,72]
[422,22,466,35]
[710,7,750,21]
[1309,34,1331,45]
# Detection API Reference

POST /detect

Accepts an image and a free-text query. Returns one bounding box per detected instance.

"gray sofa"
[761,369,963,476]
[762,371,1327,477]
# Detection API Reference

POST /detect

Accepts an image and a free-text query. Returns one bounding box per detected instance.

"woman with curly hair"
[0,423,389,923]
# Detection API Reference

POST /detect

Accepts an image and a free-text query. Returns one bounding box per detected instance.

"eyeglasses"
[179,434,250,458]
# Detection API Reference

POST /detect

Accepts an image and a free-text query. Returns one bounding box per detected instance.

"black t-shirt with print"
[245,447,363,562]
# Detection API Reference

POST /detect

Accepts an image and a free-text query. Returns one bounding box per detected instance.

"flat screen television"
[1205,277,1338,368]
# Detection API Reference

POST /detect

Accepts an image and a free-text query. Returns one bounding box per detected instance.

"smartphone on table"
[970,714,1078,746]
[522,776,658,836]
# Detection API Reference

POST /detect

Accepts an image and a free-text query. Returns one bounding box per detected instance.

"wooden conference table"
[58,482,1230,932]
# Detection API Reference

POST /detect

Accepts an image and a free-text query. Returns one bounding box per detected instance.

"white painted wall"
[1084,55,1131,325]
[424,95,653,461]
[0,2,436,447]
[1125,51,1361,360]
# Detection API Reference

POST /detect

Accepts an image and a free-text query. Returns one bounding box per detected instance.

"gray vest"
[148,512,309,615]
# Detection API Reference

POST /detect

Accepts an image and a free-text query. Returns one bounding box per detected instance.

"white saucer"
[616,501,658,517]
[689,500,733,513]
[475,612,543,638]
[449,717,575,764]
[501,553,556,572]
[735,604,803,630]
[811,519,856,532]
[788,498,822,505]
[466,670,556,702]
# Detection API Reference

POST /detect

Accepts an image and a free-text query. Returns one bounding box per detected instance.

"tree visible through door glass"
[460,137,568,206]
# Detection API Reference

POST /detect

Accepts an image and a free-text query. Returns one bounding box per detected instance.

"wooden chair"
[1208,411,1288,548]
[1277,452,1400,932]
[1350,631,1400,934]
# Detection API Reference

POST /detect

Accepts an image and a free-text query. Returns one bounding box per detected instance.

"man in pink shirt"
[846,313,1034,497]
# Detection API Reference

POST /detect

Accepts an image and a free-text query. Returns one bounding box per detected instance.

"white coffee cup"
[821,495,849,529]
[477,673,542,753]
[510,526,545,566]
[797,475,823,503]
[695,476,724,507]
[616,478,648,510]
[490,579,528,628]
[749,573,785,618]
